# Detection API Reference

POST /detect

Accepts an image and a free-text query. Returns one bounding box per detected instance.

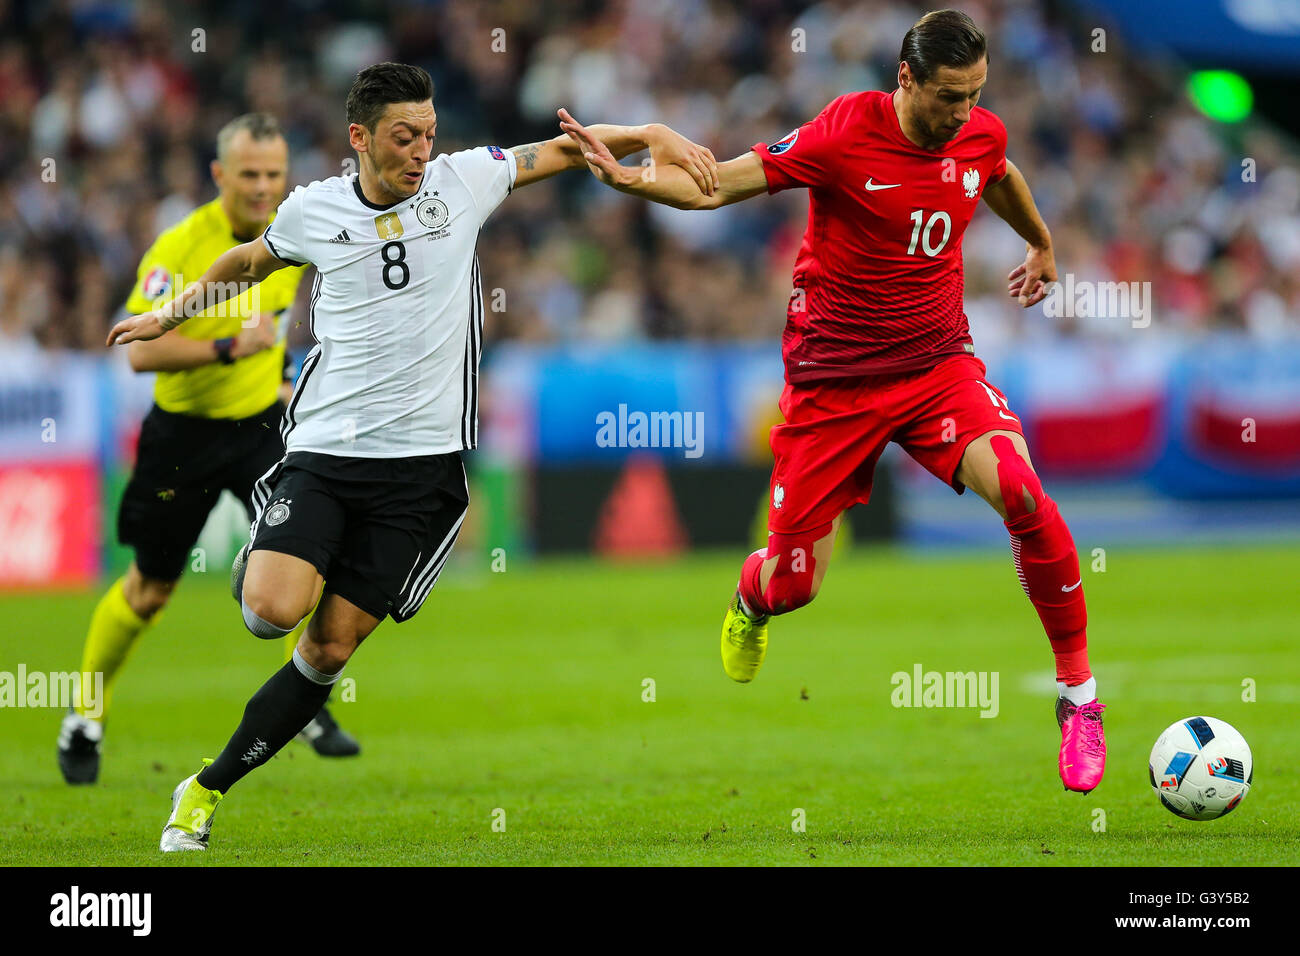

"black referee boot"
[298,703,361,757]
[57,710,103,784]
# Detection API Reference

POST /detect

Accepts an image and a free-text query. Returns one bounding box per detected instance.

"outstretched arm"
[126,312,277,372]
[107,238,288,346]
[982,159,1056,308]
[511,122,719,195]
[558,108,767,210]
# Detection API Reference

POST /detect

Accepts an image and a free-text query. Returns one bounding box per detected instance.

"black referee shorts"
[118,401,286,581]
[248,451,470,623]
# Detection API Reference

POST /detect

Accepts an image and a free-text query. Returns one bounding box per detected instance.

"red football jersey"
[754,89,1008,383]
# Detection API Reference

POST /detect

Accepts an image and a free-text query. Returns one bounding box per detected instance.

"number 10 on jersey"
[907,209,952,257]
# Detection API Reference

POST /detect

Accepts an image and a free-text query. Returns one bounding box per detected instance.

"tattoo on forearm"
[516,143,540,171]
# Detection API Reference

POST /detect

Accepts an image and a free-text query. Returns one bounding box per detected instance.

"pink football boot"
[1056,698,1106,793]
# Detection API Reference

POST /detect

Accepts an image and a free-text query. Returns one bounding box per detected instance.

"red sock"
[737,524,830,617]
[738,548,773,617]
[1005,498,1091,684]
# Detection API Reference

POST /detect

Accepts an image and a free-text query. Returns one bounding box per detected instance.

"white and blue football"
[1149,716,1252,821]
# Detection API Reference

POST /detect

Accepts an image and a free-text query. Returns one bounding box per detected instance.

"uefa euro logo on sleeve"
[768,129,799,155]
[142,266,172,301]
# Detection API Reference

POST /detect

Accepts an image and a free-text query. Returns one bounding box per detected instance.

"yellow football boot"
[160,759,223,852]
[721,591,769,683]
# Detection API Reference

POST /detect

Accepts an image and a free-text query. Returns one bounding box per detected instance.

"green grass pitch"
[1,543,1295,866]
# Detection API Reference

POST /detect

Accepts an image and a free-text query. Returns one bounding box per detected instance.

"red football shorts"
[767,355,1024,533]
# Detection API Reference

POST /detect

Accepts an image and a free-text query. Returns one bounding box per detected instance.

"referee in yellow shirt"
[59,113,359,784]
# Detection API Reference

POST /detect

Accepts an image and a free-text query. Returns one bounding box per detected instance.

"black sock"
[197,659,335,793]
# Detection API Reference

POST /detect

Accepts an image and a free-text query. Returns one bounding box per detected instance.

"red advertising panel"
[1027,394,1166,475]
[0,463,101,587]
[1190,397,1300,471]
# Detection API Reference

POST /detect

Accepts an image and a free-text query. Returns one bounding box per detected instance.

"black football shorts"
[247,451,469,622]
[118,401,285,580]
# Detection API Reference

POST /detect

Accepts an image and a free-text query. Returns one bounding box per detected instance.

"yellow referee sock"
[76,578,156,721]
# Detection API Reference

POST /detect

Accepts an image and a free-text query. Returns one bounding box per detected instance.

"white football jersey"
[261,145,517,457]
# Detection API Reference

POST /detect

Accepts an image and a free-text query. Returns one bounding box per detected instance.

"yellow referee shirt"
[125,199,306,420]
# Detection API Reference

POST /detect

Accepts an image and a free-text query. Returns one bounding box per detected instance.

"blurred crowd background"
[1,0,1297,356]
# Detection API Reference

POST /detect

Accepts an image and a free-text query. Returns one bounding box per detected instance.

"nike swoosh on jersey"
[864,179,901,191]
[1061,579,1083,592]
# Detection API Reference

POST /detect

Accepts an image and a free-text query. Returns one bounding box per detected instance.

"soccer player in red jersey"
[561,9,1106,793]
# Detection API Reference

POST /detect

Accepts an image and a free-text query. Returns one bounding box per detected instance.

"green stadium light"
[1187,70,1253,123]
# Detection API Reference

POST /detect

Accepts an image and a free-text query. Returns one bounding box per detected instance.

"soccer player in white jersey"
[107,62,718,852]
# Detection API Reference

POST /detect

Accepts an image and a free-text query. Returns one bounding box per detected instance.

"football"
[1149,716,1253,821]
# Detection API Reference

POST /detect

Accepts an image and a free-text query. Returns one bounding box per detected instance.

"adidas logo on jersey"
[328,229,352,243]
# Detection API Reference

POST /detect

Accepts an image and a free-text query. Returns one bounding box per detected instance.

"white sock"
[1057,676,1096,706]
[68,713,104,739]
[737,593,763,621]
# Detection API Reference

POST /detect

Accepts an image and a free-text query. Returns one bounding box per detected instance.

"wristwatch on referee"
[213,337,236,365]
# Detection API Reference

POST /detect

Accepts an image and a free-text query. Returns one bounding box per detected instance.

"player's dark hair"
[899,9,988,86]
[215,112,284,163]
[346,62,435,132]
